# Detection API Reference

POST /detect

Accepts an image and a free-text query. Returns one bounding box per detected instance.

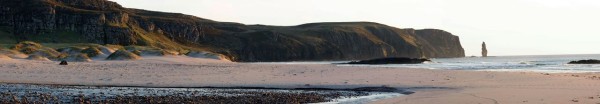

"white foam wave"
[314,92,404,104]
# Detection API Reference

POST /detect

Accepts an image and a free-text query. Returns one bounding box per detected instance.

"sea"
[260,54,600,73]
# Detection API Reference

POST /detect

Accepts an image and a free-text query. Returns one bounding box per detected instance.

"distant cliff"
[0,0,465,62]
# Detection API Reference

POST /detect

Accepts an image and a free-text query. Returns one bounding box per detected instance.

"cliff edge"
[0,0,465,62]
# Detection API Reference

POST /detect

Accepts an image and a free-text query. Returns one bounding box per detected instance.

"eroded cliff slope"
[0,0,465,61]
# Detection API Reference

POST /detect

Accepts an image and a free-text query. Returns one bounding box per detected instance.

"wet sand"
[0,83,405,103]
[2,56,600,103]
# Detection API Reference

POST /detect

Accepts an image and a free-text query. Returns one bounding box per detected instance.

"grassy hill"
[0,0,465,62]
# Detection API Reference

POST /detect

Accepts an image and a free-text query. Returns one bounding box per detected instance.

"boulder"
[106,50,141,60]
[342,57,431,65]
[568,59,600,64]
[59,61,68,65]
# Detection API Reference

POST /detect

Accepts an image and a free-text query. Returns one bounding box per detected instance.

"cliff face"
[414,29,466,58]
[0,0,465,62]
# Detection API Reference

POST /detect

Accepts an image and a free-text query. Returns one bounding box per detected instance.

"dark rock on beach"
[568,59,600,64]
[343,57,431,65]
[351,86,399,92]
[59,60,68,65]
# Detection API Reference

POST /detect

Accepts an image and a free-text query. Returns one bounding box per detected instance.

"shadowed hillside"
[0,0,465,62]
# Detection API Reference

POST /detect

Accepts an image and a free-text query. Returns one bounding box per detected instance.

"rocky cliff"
[0,0,465,62]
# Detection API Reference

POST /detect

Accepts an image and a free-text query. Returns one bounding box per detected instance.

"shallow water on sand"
[261,54,600,73]
[368,54,600,73]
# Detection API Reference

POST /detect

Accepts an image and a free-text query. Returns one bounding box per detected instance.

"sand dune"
[0,57,599,103]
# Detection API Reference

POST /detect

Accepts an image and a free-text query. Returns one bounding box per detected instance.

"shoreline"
[2,57,600,103]
[0,82,415,94]
[0,83,406,103]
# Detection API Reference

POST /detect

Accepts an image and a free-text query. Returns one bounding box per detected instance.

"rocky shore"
[341,57,431,65]
[568,59,600,64]
[0,83,405,104]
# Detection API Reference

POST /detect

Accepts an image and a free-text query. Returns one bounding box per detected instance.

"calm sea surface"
[259,54,600,73]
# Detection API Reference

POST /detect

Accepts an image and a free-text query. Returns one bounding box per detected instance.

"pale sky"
[110,0,600,56]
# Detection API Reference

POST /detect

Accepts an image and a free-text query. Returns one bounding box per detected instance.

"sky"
[109,0,600,56]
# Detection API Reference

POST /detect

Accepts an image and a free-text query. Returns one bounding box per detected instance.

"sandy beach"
[3,0,600,103]
[1,56,600,103]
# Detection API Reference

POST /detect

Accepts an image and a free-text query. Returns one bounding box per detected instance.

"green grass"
[128,26,193,53]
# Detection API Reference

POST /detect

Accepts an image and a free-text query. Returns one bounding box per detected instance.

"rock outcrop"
[0,0,466,62]
[341,57,431,65]
[569,59,600,64]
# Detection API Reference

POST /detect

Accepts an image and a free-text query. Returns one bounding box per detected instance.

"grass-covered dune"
[0,41,229,62]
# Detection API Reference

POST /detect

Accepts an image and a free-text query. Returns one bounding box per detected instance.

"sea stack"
[482,42,488,57]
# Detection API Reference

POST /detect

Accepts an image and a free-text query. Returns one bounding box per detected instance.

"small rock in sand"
[59,61,68,65]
